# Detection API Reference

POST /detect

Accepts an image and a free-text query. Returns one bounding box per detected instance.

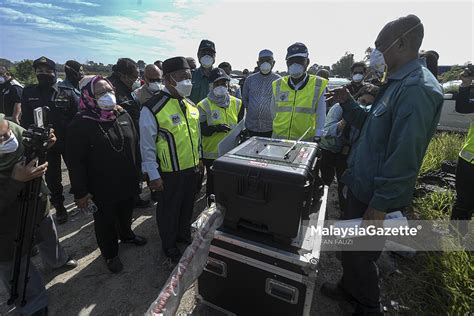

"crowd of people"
[0,12,472,316]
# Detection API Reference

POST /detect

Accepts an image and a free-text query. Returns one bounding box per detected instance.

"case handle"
[265,278,299,304]
[204,258,227,278]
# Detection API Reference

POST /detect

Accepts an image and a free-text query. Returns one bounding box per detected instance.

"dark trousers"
[319,148,348,212]
[203,159,214,198]
[156,169,198,251]
[45,149,67,208]
[92,198,135,259]
[248,130,272,138]
[341,190,384,313]
[452,157,474,221]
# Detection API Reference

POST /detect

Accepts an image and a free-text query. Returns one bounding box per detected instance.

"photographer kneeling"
[0,114,76,316]
[451,66,474,235]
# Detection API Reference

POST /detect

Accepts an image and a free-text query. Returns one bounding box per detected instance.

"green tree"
[439,66,464,83]
[11,59,37,85]
[331,52,354,78]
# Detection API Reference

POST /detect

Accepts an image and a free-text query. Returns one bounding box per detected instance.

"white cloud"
[61,0,100,7]
[0,7,77,31]
[5,0,67,10]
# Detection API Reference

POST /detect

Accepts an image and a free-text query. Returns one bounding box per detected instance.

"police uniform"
[271,43,328,141]
[20,56,79,223]
[198,68,242,198]
[139,57,201,261]
[0,78,23,120]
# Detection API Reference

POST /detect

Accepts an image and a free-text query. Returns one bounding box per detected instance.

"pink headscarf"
[79,75,117,122]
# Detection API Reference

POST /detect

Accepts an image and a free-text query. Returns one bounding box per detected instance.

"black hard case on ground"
[197,187,328,316]
[211,137,319,244]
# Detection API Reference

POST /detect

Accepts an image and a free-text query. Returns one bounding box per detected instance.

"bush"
[420,132,465,174]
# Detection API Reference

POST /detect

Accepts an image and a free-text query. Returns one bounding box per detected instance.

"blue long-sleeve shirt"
[340,59,444,211]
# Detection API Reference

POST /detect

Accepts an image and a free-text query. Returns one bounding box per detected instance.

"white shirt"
[139,87,172,181]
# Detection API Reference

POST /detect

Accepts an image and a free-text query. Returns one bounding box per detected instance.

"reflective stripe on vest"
[152,97,200,172]
[272,75,327,141]
[198,96,241,159]
[459,121,474,163]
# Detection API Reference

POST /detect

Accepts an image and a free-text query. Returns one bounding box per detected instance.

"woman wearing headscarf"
[67,76,147,273]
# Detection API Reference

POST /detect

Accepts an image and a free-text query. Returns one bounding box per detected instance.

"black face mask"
[36,74,56,87]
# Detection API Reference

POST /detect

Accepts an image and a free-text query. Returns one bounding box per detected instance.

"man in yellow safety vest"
[198,67,243,201]
[271,42,328,142]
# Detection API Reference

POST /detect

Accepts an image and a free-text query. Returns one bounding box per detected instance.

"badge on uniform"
[171,114,181,125]
[279,91,289,102]
[211,110,220,121]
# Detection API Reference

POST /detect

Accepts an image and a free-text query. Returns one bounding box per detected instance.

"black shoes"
[32,306,48,316]
[134,196,151,209]
[121,235,148,246]
[54,205,68,225]
[106,256,123,273]
[164,248,182,264]
[320,282,353,302]
[62,257,78,270]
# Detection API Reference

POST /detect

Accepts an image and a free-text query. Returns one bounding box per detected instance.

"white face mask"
[352,73,364,83]
[0,132,19,155]
[0,77,5,84]
[259,62,272,75]
[148,81,162,93]
[200,55,214,68]
[213,86,228,97]
[132,79,141,90]
[173,78,193,97]
[369,48,386,79]
[288,63,305,79]
[96,92,116,110]
[360,104,372,112]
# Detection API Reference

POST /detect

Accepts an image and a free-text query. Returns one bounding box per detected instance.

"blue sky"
[0,0,472,71]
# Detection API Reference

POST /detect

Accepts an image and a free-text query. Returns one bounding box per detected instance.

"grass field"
[386,132,473,315]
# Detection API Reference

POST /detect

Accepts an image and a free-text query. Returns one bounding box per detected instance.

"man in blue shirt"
[321,14,443,314]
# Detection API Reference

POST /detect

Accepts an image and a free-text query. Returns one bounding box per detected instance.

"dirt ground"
[0,164,399,316]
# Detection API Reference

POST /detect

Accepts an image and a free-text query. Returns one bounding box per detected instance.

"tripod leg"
[20,177,43,306]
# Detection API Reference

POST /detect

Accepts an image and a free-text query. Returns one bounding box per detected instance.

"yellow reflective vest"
[198,96,242,159]
[460,121,474,164]
[272,75,328,141]
[146,93,200,172]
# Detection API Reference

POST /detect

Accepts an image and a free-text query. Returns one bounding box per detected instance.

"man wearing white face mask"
[133,64,163,107]
[242,49,281,138]
[271,43,328,142]
[322,15,443,314]
[139,57,202,264]
[190,39,216,104]
[346,62,369,98]
[197,68,244,200]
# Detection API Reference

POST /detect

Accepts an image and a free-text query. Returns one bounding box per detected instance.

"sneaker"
[106,256,123,273]
[54,205,68,225]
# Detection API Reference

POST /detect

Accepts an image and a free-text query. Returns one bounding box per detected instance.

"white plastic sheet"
[146,204,224,316]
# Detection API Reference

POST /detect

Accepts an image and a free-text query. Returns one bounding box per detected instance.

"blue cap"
[286,42,308,60]
[259,49,273,58]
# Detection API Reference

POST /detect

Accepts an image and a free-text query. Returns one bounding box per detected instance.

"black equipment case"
[197,187,328,316]
[211,137,319,245]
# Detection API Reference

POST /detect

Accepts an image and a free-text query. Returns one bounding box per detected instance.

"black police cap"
[209,68,230,83]
[198,39,216,53]
[33,56,56,70]
[162,57,190,76]
[286,42,309,60]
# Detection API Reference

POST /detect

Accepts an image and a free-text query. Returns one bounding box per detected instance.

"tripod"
[8,125,51,307]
